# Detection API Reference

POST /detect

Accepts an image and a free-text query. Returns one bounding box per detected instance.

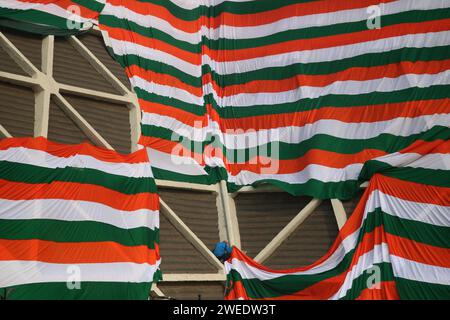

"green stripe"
[0,219,159,249]
[113,45,450,89]
[1,281,152,300]
[361,161,450,188]
[100,9,450,52]
[395,277,450,300]
[0,161,157,194]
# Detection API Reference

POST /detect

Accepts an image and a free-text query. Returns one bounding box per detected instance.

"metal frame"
[0,29,366,298]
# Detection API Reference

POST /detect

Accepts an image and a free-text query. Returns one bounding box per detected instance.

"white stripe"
[108,31,450,77]
[142,112,450,148]
[365,190,450,227]
[132,75,202,106]
[146,147,209,176]
[0,199,159,230]
[0,260,161,287]
[391,255,450,285]
[0,147,153,178]
[132,69,450,107]
[374,152,450,171]
[102,0,448,43]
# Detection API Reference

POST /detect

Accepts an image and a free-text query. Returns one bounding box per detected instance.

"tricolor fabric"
[97,0,450,199]
[224,139,450,300]
[0,0,449,199]
[0,137,161,300]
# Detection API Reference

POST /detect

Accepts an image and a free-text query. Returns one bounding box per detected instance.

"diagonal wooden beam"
[53,92,114,150]
[0,32,39,76]
[159,198,224,271]
[331,199,348,230]
[69,36,130,95]
[254,198,322,263]
[0,124,12,138]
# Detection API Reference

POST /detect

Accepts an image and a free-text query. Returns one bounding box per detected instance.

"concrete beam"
[218,180,241,247]
[0,71,39,87]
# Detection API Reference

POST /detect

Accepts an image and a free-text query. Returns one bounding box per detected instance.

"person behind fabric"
[212,241,232,263]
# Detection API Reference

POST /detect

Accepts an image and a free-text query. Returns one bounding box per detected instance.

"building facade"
[0,27,363,299]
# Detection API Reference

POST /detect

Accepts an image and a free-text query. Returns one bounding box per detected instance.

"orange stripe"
[386,233,450,268]
[0,137,149,163]
[103,19,450,63]
[356,281,399,300]
[105,0,394,32]
[0,239,159,264]
[0,179,159,211]
[258,273,348,300]
[373,174,450,206]
[397,138,450,155]
[224,280,249,300]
